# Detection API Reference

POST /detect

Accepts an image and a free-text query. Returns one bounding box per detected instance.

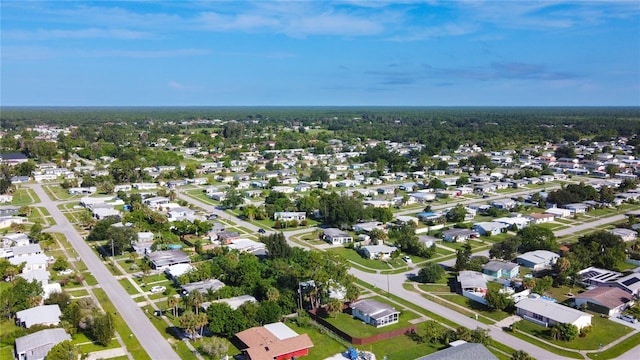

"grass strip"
[93,288,152,360]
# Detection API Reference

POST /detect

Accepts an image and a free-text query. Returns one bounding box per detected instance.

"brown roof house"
[235,322,313,360]
[574,287,634,317]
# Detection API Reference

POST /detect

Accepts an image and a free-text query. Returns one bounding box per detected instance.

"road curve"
[29,184,180,360]
[350,268,576,360]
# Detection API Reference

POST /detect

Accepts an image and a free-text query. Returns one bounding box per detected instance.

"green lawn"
[514,315,633,351]
[11,188,39,205]
[119,278,142,295]
[286,321,348,360]
[437,294,510,321]
[320,297,419,338]
[588,332,640,359]
[328,247,395,270]
[93,288,151,360]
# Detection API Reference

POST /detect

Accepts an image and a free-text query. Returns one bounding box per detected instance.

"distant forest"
[1,107,639,156]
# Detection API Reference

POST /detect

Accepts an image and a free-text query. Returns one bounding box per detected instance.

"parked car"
[58,269,74,276]
[150,286,166,294]
[207,214,218,220]
[618,314,637,323]
[258,228,266,234]
[402,256,412,263]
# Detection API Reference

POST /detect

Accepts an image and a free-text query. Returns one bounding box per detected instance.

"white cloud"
[4,28,153,41]
[168,81,186,90]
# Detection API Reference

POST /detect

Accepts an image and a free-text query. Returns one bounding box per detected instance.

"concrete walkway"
[85,348,128,360]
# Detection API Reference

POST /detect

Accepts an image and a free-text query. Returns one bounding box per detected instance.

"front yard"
[514,313,634,351]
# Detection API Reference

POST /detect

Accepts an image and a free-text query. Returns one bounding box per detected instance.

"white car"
[150,286,166,294]
[58,269,74,276]
[402,256,412,263]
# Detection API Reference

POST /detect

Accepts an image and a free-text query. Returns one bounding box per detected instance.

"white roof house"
[15,328,71,360]
[516,250,559,272]
[516,297,592,330]
[360,244,397,260]
[16,305,62,328]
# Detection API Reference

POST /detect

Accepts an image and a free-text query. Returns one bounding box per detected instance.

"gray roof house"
[15,328,71,360]
[146,249,190,269]
[323,228,353,245]
[350,299,400,328]
[16,305,62,328]
[516,297,592,330]
[415,341,498,360]
[516,250,559,272]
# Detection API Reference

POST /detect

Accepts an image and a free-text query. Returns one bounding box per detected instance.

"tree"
[179,311,198,339]
[92,312,114,346]
[455,242,472,271]
[167,296,179,317]
[52,257,70,271]
[186,290,205,315]
[261,232,292,259]
[571,231,626,270]
[517,225,558,253]
[416,263,445,283]
[198,336,229,358]
[446,204,468,223]
[489,237,520,261]
[511,350,535,360]
[326,298,343,318]
[45,291,72,311]
[221,187,244,209]
[485,288,514,311]
[552,323,579,341]
[309,166,329,182]
[46,340,79,360]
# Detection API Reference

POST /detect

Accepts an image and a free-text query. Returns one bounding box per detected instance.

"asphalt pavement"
[29,184,180,360]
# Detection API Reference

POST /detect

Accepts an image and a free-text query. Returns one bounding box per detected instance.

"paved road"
[178,187,640,360]
[616,343,640,360]
[554,214,626,237]
[30,184,180,360]
[350,268,575,360]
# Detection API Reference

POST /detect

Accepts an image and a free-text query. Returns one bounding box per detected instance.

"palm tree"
[266,287,280,302]
[196,312,209,336]
[179,311,197,339]
[326,298,343,318]
[129,251,139,264]
[187,291,204,315]
[167,296,179,318]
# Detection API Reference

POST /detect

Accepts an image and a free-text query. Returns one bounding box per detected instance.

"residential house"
[414,341,498,360]
[472,222,508,236]
[360,244,397,260]
[457,271,488,305]
[217,231,241,245]
[482,261,520,279]
[15,305,62,328]
[273,212,306,222]
[146,249,190,270]
[563,203,589,215]
[515,297,592,330]
[606,228,637,242]
[0,216,28,229]
[0,194,13,203]
[164,263,194,280]
[181,279,225,295]
[516,250,559,272]
[492,216,530,230]
[442,229,478,243]
[143,196,170,210]
[9,254,49,272]
[323,228,353,245]
[15,328,71,360]
[353,222,384,234]
[0,205,20,216]
[544,207,572,218]
[227,238,267,255]
[417,235,439,248]
[613,273,640,297]
[11,244,42,258]
[577,267,622,287]
[235,322,314,360]
[527,213,555,225]
[350,299,400,328]
[574,287,633,317]
[490,199,516,210]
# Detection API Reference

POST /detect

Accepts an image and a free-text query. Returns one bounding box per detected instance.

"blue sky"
[2,1,639,106]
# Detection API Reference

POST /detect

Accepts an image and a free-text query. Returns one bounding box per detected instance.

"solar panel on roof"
[622,277,640,286]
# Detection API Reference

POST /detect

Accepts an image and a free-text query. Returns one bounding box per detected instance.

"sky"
[1,1,639,107]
